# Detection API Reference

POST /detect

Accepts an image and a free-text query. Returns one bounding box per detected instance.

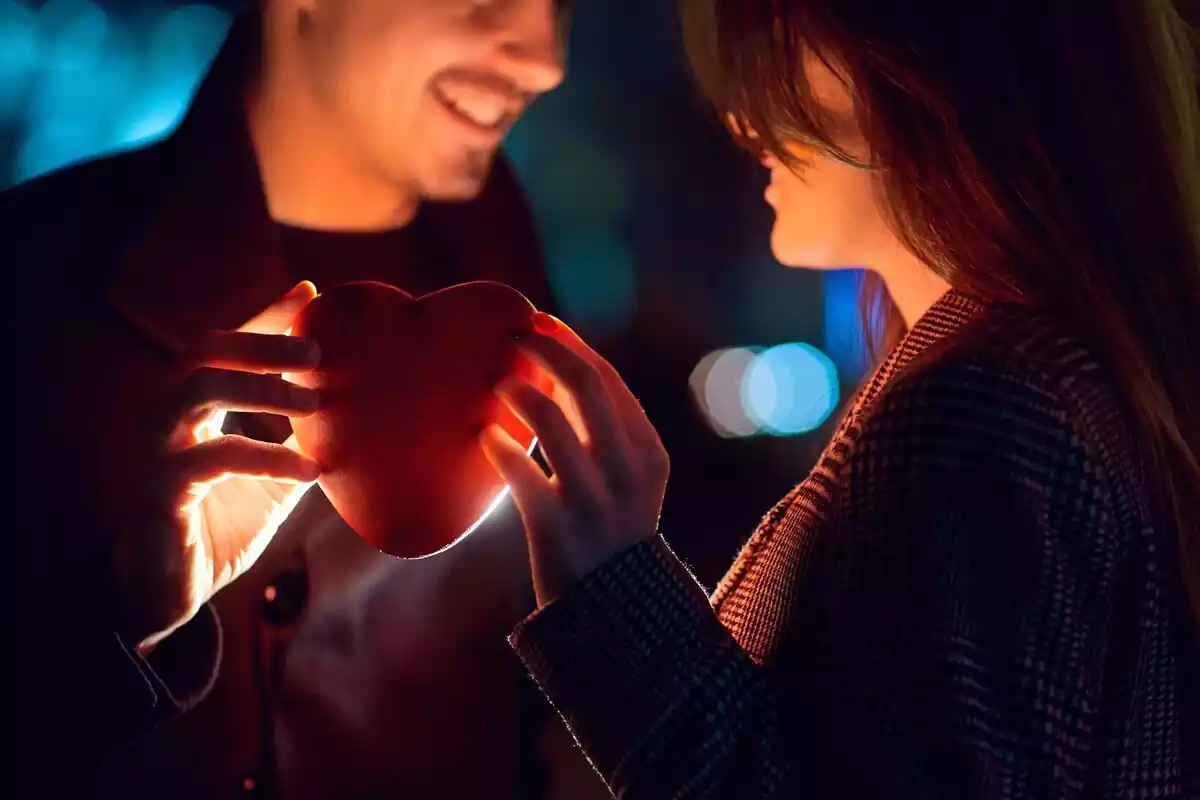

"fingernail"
[532,312,558,334]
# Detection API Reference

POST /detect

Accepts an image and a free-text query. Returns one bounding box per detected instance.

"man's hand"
[112,282,324,648]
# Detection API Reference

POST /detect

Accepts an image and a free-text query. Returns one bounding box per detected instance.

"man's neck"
[247,32,419,232]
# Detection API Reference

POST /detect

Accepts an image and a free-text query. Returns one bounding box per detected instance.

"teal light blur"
[542,226,637,334]
[11,1,230,183]
[741,343,840,435]
[0,0,42,120]
[505,115,637,340]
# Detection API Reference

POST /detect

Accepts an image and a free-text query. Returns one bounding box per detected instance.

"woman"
[478,0,1200,795]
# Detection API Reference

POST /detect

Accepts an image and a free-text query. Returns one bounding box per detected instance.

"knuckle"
[576,485,613,518]
[567,361,601,392]
[608,462,640,493]
[247,333,289,360]
[522,386,558,419]
[644,443,670,475]
[182,331,223,365]
[258,375,293,405]
[184,367,224,403]
[259,332,317,365]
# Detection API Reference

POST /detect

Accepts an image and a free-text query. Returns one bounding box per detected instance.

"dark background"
[0,0,871,587]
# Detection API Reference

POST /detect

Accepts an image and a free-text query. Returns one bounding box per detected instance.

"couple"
[9,0,1199,797]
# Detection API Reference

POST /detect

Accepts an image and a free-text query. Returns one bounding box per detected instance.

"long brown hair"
[684,0,1200,633]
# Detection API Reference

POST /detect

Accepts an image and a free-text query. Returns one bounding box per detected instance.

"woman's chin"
[769,231,843,271]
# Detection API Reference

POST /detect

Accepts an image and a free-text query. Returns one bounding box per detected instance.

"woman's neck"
[875,249,952,328]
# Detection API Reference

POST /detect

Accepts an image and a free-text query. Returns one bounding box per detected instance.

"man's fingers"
[171,435,321,488]
[187,330,321,374]
[171,368,319,434]
[239,281,318,335]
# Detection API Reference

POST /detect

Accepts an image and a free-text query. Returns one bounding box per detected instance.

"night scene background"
[0,0,868,683]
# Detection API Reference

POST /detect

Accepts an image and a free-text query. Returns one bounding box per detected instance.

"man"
[7,0,606,796]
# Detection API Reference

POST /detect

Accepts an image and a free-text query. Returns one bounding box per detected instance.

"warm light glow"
[178,399,316,570]
[192,408,227,443]
[411,436,538,560]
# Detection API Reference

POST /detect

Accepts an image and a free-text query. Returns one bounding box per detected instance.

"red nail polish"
[532,312,558,334]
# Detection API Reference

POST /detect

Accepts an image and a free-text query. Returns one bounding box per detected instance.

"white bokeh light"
[692,343,840,438]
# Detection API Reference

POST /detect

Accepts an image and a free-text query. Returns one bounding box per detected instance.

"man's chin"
[418,153,496,203]
[422,180,487,203]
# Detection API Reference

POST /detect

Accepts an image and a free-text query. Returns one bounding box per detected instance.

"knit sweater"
[511,290,1200,798]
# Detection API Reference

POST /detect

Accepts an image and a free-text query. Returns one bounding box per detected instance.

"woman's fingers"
[516,338,634,485]
[519,315,661,477]
[479,424,556,524]
[497,381,607,507]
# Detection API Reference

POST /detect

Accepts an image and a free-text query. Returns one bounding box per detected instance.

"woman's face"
[761,57,902,274]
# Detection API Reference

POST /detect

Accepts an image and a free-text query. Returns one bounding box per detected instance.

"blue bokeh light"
[823,269,870,382]
[692,342,840,438]
[741,343,840,435]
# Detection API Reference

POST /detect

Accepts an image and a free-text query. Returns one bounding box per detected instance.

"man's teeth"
[440,89,509,128]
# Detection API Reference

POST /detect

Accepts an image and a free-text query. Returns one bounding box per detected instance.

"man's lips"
[431,69,527,135]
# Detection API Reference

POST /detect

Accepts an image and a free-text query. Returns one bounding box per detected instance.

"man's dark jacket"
[4,14,591,798]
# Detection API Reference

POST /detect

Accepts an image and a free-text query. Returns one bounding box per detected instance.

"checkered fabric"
[511,290,1200,798]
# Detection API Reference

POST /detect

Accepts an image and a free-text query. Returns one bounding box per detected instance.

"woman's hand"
[479,313,669,608]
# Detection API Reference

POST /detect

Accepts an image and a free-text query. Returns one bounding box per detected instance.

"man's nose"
[496,0,566,95]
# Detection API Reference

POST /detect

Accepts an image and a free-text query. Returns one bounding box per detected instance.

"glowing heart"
[290,281,547,558]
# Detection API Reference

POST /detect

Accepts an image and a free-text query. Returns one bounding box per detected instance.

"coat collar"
[854,288,988,413]
[106,13,291,355]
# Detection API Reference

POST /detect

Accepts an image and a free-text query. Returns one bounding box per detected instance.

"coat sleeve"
[17,606,223,764]
[509,356,1129,798]
[5,171,223,766]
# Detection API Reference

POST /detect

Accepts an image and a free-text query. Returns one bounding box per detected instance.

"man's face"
[293,0,566,200]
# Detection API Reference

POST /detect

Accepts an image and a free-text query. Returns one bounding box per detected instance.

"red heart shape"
[290,281,547,558]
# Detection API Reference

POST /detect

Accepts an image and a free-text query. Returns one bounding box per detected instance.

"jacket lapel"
[104,13,292,356]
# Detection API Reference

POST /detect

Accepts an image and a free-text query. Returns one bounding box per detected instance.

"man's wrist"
[106,535,195,647]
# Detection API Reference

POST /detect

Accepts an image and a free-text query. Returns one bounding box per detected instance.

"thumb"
[239,281,319,335]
